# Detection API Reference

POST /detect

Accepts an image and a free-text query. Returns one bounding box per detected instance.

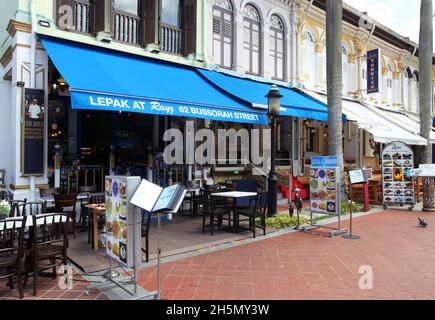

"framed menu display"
[381,142,415,208]
[309,167,340,215]
[105,176,141,268]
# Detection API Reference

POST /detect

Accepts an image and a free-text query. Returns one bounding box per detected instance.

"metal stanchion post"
[342,184,360,240]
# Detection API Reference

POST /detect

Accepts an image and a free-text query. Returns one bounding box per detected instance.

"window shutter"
[223,20,232,38]
[139,0,157,45]
[212,16,221,35]
[92,0,107,34]
[56,0,75,26]
[183,0,197,55]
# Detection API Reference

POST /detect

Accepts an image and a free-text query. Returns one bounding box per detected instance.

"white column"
[261,21,271,79]
[8,31,49,199]
[381,67,388,105]
[314,42,323,90]
[233,9,245,73]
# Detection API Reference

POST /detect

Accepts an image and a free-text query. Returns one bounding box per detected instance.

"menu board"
[309,167,339,214]
[382,142,415,206]
[105,177,128,266]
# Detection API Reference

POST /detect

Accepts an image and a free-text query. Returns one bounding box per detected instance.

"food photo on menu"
[105,178,128,265]
[310,168,337,214]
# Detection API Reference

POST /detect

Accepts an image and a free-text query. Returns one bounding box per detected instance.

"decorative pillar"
[381,66,388,105]
[392,71,401,108]
[348,53,356,96]
[233,9,245,73]
[261,21,271,79]
[314,41,324,90]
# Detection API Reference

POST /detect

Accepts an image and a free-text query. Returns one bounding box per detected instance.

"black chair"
[86,193,105,245]
[0,216,27,299]
[79,185,97,229]
[24,213,70,296]
[8,199,27,217]
[141,211,152,263]
[54,193,78,238]
[39,188,60,213]
[16,201,45,217]
[200,189,231,236]
[238,191,269,238]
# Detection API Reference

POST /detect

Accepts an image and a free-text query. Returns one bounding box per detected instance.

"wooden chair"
[39,188,59,213]
[238,191,269,238]
[86,193,105,245]
[54,194,78,238]
[24,213,70,296]
[200,189,231,236]
[0,216,27,299]
[141,211,152,263]
[8,199,27,217]
[79,185,97,230]
[16,201,45,217]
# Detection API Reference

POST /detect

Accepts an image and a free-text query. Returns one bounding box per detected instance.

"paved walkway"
[0,269,107,300]
[138,210,435,300]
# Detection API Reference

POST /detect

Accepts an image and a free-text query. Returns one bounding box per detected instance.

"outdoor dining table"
[84,203,106,250]
[210,191,257,233]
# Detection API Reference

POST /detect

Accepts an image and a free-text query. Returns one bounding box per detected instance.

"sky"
[344,0,434,45]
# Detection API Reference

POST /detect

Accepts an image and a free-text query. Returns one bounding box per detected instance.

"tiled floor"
[138,209,435,300]
[0,269,108,300]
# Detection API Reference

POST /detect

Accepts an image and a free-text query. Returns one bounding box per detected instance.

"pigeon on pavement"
[418,217,428,227]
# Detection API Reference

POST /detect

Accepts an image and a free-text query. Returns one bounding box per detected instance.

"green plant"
[259,213,307,229]
[340,200,363,214]
[0,200,11,219]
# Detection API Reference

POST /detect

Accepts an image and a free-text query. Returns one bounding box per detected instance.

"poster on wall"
[22,88,45,176]
[382,142,415,206]
[367,48,380,94]
[309,157,339,215]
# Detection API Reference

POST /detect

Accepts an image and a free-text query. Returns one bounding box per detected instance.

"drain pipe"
[29,0,37,202]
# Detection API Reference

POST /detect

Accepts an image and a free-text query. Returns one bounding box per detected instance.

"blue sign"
[311,156,339,168]
[367,48,380,94]
[71,90,268,125]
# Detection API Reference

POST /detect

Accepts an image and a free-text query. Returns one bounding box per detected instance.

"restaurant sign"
[71,90,268,125]
[21,88,45,176]
[367,48,380,94]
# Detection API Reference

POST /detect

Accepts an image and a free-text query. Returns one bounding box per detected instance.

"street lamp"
[266,84,283,216]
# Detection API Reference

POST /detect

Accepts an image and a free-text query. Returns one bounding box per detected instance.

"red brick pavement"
[138,210,435,300]
[0,269,107,300]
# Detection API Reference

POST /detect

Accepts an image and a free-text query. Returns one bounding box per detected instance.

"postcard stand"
[299,157,347,237]
[381,142,415,211]
[84,176,158,300]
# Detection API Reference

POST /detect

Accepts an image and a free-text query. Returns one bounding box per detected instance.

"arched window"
[243,4,261,75]
[270,14,285,80]
[302,30,315,88]
[342,45,349,96]
[212,0,233,69]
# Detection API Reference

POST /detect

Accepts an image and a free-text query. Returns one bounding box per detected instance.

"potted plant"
[0,200,11,219]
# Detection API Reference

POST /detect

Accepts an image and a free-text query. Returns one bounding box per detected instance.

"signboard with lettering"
[311,156,338,168]
[22,88,45,176]
[367,48,380,94]
[71,91,268,125]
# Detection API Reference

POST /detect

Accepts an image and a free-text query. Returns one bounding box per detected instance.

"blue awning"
[40,36,268,125]
[196,69,331,122]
